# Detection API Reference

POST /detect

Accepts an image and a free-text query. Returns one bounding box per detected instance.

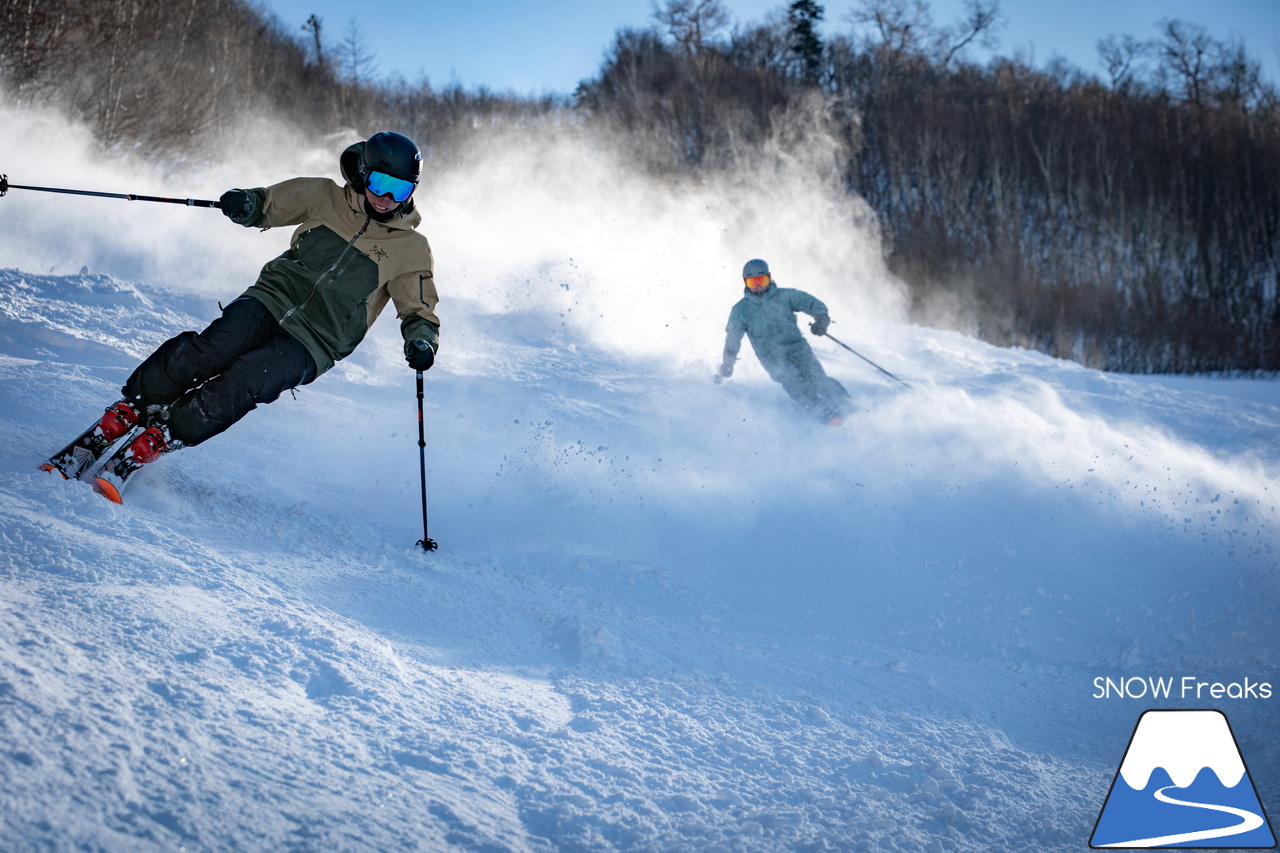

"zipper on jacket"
[281,214,373,323]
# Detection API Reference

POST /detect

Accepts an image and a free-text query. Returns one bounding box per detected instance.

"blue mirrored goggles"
[366,170,416,203]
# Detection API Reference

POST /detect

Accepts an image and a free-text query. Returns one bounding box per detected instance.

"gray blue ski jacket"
[723,282,827,367]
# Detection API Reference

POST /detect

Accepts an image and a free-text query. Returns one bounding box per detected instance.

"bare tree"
[936,0,1001,69]
[849,0,998,69]
[652,0,732,55]
[1210,38,1262,110]
[1153,19,1215,107]
[849,0,933,65]
[303,14,324,71]
[339,18,379,86]
[1097,33,1146,89]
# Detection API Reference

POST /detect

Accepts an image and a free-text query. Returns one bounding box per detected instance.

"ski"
[89,443,140,504]
[89,426,174,504]
[40,402,139,480]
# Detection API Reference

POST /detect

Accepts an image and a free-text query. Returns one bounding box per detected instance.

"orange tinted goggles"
[744,274,770,290]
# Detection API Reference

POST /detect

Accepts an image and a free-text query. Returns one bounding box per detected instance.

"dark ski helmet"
[742,258,770,278]
[361,130,422,185]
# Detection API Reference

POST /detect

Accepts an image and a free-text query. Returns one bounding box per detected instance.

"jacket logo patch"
[369,245,389,261]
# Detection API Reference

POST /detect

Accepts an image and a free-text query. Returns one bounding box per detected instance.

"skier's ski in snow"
[89,425,176,504]
[40,402,139,480]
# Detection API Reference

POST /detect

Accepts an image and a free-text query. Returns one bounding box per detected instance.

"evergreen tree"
[788,0,825,84]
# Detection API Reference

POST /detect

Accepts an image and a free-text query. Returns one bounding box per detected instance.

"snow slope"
[0,103,1278,852]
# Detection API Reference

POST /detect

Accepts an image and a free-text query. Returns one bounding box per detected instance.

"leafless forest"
[3,0,1278,373]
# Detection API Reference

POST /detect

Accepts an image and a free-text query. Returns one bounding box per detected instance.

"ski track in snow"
[0,268,1278,852]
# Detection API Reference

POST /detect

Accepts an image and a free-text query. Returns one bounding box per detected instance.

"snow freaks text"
[1092,676,1273,700]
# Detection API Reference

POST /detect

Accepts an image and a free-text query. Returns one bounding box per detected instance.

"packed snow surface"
[0,106,1277,852]
[1,265,1276,852]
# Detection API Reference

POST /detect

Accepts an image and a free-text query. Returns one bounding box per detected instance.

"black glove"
[219,189,257,226]
[405,339,436,371]
[809,313,830,336]
[719,360,734,378]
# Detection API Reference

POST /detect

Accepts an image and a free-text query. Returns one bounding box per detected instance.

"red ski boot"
[100,401,139,441]
[128,425,173,465]
[92,424,180,503]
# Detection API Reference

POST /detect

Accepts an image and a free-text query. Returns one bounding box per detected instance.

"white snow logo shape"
[1091,710,1276,849]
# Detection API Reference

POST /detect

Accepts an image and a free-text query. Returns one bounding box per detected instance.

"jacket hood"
[340,142,365,191]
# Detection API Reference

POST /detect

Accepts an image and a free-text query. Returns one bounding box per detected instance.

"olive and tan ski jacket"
[234,177,440,376]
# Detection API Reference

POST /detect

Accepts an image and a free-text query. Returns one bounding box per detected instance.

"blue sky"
[257,0,1279,95]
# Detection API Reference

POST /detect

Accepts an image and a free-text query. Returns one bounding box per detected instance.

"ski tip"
[92,478,123,504]
[39,463,69,480]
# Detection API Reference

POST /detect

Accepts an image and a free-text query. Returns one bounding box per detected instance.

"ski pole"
[0,174,221,208]
[823,332,912,387]
[414,370,438,552]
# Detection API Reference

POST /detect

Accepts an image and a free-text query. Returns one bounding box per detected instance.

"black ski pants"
[122,296,317,447]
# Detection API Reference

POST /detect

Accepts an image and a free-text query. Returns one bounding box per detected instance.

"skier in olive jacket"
[719,258,851,425]
[77,131,440,473]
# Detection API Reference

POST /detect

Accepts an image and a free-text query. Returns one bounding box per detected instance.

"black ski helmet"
[360,131,422,187]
